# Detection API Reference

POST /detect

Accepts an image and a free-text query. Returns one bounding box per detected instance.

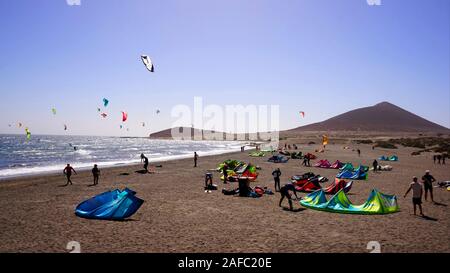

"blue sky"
[0,0,449,136]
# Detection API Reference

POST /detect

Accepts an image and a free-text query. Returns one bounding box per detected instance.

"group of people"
[404,170,437,216]
[62,163,100,187]
[433,154,446,164]
[301,154,312,167]
[283,143,298,150]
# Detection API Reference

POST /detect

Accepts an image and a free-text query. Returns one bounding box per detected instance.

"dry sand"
[0,143,449,253]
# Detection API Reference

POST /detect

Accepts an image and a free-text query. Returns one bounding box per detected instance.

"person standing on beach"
[279,183,299,211]
[433,155,436,164]
[437,154,441,164]
[372,159,378,172]
[302,155,308,166]
[404,177,424,216]
[442,155,446,165]
[92,164,100,186]
[140,153,149,173]
[422,170,436,203]
[357,149,361,157]
[63,164,77,186]
[222,163,229,184]
[194,152,199,167]
[272,168,282,192]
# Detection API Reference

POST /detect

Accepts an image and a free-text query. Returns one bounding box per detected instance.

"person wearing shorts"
[404,177,424,216]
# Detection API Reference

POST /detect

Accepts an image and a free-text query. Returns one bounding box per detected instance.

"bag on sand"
[222,188,237,195]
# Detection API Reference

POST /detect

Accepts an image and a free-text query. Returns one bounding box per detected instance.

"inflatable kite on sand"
[75,188,144,220]
[379,155,399,161]
[300,188,399,214]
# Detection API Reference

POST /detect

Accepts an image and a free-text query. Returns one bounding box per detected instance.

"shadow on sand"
[432,202,447,207]
[282,207,306,213]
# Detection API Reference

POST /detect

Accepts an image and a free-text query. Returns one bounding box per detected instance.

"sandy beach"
[0,142,448,253]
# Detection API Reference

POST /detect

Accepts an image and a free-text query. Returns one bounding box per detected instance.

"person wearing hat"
[422,170,436,203]
[404,176,424,216]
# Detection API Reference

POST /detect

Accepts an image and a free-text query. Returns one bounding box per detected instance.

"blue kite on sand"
[75,188,144,220]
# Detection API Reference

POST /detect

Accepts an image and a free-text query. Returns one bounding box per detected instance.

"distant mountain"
[150,102,449,139]
[285,102,450,133]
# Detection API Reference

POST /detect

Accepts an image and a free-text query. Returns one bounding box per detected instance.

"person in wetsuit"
[422,170,436,203]
[272,168,282,192]
[140,153,149,173]
[92,164,100,186]
[194,152,199,167]
[279,183,299,211]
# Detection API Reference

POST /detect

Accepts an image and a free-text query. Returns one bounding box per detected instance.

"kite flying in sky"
[141,55,154,72]
[101,113,107,118]
[299,111,305,118]
[52,108,57,115]
[64,124,68,131]
[121,111,128,122]
[103,98,109,107]
[156,109,160,114]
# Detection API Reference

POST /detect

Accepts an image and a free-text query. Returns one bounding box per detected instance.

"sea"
[0,134,245,179]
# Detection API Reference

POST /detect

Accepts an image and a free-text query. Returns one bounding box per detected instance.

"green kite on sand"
[300,188,399,214]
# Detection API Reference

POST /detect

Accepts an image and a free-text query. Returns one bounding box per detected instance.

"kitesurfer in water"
[63,164,77,186]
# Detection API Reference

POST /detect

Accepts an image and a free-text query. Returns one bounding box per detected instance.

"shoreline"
[0,146,254,182]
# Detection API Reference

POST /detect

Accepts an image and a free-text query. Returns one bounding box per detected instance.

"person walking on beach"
[437,154,441,164]
[433,155,436,164]
[422,170,436,203]
[442,154,446,165]
[404,177,424,216]
[372,159,378,172]
[272,168,282,192]
[302,155,308,166]
[306,154,311,167]
[140,153,149,173]
[63,164,77,186]
[194,152,199,167]
[222,163,229,184]
[91,164,100,186]
[279,183,299,211]
[357,149,361,157]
